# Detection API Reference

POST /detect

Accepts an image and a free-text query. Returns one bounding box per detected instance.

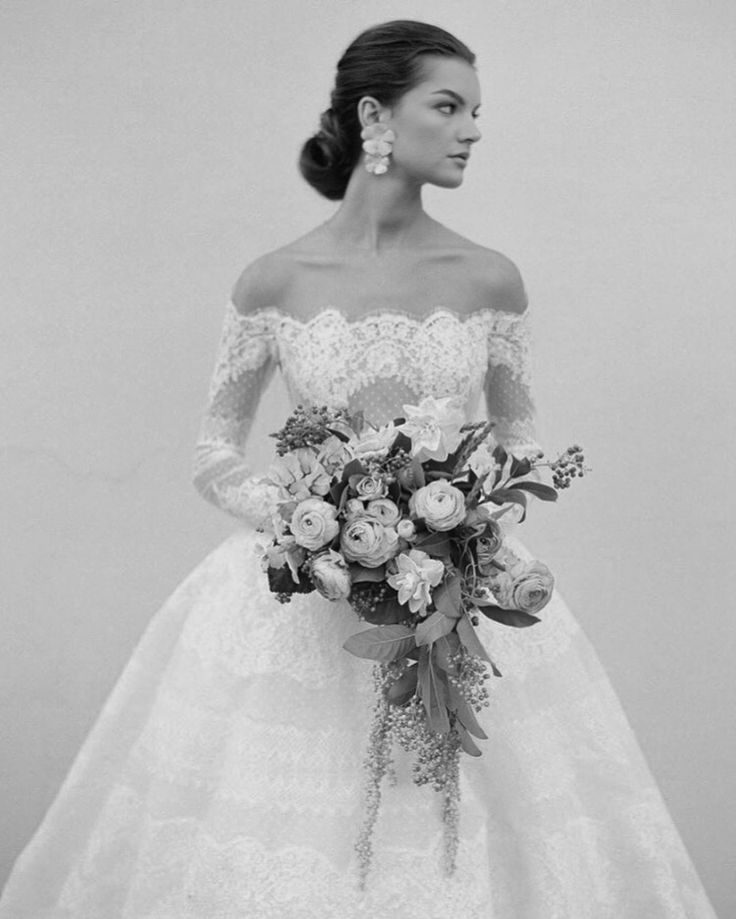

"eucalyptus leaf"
[415,610,455,647]
[479,605,540,628]
[414,532,451,559]
[511,481,558,501]
[433,577,462,618]
[343,625,416,662]
[434,632,461,674]
[418,648,450,734]
[456,614,493,664]
[447,681,488,740]
[455,721,482,756]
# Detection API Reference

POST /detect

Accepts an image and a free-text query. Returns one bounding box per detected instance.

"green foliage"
[343,625,416,662]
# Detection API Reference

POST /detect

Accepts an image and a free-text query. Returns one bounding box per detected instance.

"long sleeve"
[483,307,541,458]
[192,301,281,528]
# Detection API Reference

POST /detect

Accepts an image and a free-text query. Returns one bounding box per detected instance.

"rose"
[509,561,555,614]
[365,498,401,527]
[387,549,445,615]
[409,480,466,532]
[309,549,352,600]
[290,498,339,550]
[352,474,388,501]
[340,517,399,568]
[397,396,465,462]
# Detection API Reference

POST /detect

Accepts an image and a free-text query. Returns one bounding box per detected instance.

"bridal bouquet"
[259,397,584,880]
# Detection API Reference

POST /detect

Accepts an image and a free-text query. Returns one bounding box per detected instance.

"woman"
[0,19,718,919]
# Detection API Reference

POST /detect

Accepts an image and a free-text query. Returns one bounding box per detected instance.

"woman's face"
[385,55,482,188]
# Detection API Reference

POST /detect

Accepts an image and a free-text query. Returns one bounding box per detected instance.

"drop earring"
[361,123,395,175]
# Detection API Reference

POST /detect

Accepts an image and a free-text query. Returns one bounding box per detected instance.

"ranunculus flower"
[340,517,399,568]
[409,480,466,532]
[398,396,465,462]
[509,561,555,614]
[344,498,365,520]
[309,549,352,600]
[267,449,331,502]
[290,497,339,550]
[352,474,388,501]
[365,498,400,527]
[487,556,554,615]
[387,549,445,615]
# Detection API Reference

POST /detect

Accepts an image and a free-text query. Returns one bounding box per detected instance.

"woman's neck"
[324,166,433,254]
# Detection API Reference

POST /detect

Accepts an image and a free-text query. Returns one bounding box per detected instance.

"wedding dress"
[0,303,718,918]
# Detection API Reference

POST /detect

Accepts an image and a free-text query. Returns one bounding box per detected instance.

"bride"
[0,19,718,919]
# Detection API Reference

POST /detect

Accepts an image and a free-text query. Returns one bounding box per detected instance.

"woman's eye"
[437,103,456,114]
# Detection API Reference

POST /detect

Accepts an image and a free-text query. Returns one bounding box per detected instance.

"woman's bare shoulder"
[230,238,315,314]
[432,225,528,314]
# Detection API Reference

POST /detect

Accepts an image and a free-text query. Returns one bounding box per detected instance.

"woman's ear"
[357,96,391,130]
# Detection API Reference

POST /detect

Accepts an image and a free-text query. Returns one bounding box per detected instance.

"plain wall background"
[1,0,734,913]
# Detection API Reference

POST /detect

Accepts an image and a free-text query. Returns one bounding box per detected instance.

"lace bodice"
[192,305,537,525]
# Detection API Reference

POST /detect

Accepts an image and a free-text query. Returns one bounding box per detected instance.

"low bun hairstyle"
[299,20,475,201]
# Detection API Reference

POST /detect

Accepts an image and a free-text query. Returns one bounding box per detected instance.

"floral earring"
[361,122,395,175]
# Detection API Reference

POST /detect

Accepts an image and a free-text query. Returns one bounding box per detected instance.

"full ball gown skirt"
[0,303,719,917]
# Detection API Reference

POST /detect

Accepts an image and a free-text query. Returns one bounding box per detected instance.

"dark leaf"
[341,458,368,482]
[478,605,540,628]
[348,563,386,584]
[386,664,419,706]
[418,647,450,734]
[362,594,408,626]
[508,455,532,479]
[414,531,451,559]
[456,614,493,664]
[267,564,313,595]
[343,625,416,662]
[511,481,558,501]
[391,430,412,454]
[455,721,482,756]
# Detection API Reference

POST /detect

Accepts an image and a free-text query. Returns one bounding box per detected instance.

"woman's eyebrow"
[430,89,481,110]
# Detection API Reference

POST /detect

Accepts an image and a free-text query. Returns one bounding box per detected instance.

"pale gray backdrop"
[1,1,734,914]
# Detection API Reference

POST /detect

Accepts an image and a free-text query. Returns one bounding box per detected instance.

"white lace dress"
[0,305,718,918]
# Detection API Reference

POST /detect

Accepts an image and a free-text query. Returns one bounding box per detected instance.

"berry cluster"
[270,404,350,456]
[350,582,397,621]
[550,445,586,489]
[447,650,491,711]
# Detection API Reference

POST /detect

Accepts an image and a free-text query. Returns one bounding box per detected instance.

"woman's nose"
[460,118,482,144]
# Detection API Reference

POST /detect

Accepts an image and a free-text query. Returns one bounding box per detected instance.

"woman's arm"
[191,264,282,528]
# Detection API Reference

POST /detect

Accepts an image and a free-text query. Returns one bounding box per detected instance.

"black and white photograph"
[1,2,733,916]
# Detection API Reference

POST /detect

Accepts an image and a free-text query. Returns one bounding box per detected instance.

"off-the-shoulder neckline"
[226,304,530,326]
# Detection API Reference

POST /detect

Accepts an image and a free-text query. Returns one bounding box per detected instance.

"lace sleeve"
[484,307,541,458]
[192,302,281,528]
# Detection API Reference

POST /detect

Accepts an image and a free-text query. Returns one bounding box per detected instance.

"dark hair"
[299,20,475,200]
